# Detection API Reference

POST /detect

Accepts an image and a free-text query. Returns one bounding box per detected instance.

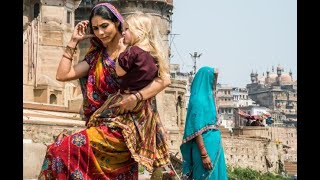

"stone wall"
[223,136,284,173]
[23,103,85,144]
[23,120,85,144]
[39,3,74,79]
[233,126,297,162]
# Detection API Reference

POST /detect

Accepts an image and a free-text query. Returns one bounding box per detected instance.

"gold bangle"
[136,92,143,101]
[133,93,140,102]
[137,91,143,101]
[201,154,208,158]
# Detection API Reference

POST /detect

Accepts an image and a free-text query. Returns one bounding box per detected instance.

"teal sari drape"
[180,66,228,180]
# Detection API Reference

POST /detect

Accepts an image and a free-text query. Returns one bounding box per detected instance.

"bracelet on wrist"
[201,154,208,158]
[66,45,77,51]
[137,91,143,101]
[136,92,142,101]
[133,93,140,102]
[63,54,73,61]
[65,45,77,56]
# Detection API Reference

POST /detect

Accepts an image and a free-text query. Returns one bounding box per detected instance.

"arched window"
[50,94,57,104]
[34,3,40,18]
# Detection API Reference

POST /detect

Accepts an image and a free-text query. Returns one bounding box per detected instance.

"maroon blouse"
[117,46,158,92]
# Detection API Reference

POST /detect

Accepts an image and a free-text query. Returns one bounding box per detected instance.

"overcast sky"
[170,0,297,87]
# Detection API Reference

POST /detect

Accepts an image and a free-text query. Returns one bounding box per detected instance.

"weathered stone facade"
[223,136,284,173]
[246,65,297,124]
[233,127,297,163]
[23,0,82,106]
[162,79,187,152]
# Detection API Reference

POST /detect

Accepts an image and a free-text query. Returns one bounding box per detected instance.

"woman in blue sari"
[180,66,228,180]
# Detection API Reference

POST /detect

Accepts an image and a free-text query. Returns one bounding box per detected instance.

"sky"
[170,0,297,88]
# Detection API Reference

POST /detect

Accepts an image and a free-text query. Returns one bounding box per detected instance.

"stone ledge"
[24,108,81,119]
[24,101,80,113]
[23,116,86,127]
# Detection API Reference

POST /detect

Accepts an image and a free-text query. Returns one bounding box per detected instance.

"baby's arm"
[115,60,127,77]
[116,38,128,76]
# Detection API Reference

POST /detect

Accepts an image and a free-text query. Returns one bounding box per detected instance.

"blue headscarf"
[180,66,229,179]
[182,66,219,144]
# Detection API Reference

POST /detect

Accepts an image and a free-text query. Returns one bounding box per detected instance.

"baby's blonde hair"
[125,12,169,78]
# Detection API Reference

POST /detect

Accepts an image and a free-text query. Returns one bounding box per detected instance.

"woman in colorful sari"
[38,2,170,180]
[180,66,228,180]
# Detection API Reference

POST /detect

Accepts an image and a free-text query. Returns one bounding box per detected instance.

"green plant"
[226,165,290,180]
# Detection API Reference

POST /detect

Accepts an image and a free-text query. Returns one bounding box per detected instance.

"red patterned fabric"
[38,127,138,180]
[79,45,120,124]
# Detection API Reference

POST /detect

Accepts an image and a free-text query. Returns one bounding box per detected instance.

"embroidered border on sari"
[205,139,222,180]
[182,125,220,144]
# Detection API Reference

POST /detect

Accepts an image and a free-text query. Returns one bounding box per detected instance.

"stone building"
[23,0,83,109]
[216,84,234,128]
[246,65,297,124]
[216,84,256,129]
[232,87,254,107]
